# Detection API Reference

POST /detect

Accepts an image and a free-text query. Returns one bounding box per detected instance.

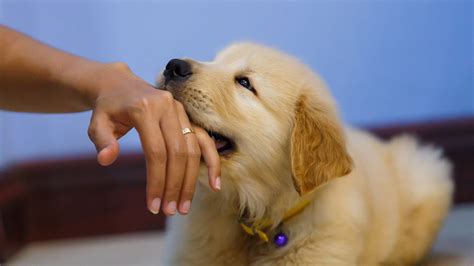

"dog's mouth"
[183,109,236,156]
[206,130,235,156]
[157,83,235,156]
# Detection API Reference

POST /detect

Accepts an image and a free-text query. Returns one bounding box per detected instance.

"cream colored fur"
[159,43,453,265]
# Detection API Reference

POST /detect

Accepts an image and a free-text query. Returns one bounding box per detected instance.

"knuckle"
[147,148,167,164]
[169,140,188,159]
[193,127,204,134]
[129,97,154,119]
[110,62,131,73]
[87,125,97,140]
[194,127,208,139]
[188,147,201,159]
[174,101,185,112]
[136,96,152,110]
[170,148,188,160]
[159,91,174,105]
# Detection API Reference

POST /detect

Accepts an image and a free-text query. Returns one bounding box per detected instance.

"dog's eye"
[237,77,250,88]
[236,77,256,94]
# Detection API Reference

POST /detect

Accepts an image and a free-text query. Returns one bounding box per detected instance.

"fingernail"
[150,198,161,214]
[180,200,191,214]
[167,201,177,215]
[215,177,221,190]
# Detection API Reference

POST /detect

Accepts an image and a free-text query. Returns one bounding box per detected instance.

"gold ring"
[182,127,195,135]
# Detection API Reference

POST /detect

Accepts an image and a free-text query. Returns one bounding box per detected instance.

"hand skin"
[0,25,221,216]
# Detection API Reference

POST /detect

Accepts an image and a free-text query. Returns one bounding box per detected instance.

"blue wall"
[0,0,472,165]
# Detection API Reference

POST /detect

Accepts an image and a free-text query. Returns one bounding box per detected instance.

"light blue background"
[0,0,472,166]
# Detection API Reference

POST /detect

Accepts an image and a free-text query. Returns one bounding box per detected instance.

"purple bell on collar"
[273,232,288,247]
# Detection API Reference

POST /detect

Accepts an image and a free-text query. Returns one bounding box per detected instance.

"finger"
[194,126,221,191]
[88,112,120,166]
[175,102,201,214]
[159,102,187,216]
[134,115,167,215]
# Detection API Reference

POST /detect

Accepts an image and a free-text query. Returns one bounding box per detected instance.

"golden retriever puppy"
[157,43,453,265]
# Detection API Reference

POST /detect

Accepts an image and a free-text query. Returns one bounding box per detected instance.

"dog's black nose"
[164,59,192,81]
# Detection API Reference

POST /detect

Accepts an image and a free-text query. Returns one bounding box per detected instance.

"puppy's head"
[157,43,352,203]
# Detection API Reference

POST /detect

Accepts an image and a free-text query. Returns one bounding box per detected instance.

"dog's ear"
[290,95,353,195]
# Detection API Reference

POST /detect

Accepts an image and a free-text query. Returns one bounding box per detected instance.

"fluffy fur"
[158,43,453,265]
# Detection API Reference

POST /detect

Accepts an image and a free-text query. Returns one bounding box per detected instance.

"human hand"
[0,26,221,209]
[85,62,221,216]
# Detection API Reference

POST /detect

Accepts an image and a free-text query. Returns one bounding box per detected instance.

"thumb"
[88,113,120,166]
[97,141,120,166]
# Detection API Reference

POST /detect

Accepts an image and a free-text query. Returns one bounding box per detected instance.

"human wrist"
[52,56,107,110]
[75,61,135,108]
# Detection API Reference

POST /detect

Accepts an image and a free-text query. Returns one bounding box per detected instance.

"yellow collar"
[239,197,312,242]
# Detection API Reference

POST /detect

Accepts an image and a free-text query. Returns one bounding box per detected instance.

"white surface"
[8,232,166,266]
[429,205,474,266]
[7,206,474,266]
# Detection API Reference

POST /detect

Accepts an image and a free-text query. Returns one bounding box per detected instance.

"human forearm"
[0,25,222,216]
[0,25,106,113]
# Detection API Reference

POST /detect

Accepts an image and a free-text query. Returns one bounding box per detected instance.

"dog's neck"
[214,171,309,224]
[198,163,311,223]
[234,183,316,248]
[196,171,316,248]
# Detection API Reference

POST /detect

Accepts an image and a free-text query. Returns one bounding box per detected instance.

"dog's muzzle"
[163,59,192,83]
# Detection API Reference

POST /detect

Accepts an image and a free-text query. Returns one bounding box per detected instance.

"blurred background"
[0,0,472,265]
[0,0,472,166]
